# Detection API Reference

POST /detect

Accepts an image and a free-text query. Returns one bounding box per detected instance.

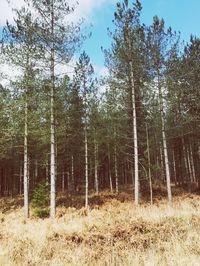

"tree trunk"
[172,149,177,186]
[114,144,119,194]
[85,128,89,208]
[24,92,29,218]
[19,164,23,195]
[182,137,189,188]
[94,140,99,194]
[146,124,153,204]
[158,80,172,204]
[160,143,165,182]
[46,161,49,183]
[67,171,70,195]
[71,155,74,193]
[62,170,65,192]
[50,0,56,218]
[190,144,196,183]
[108,143,113,193]
[35,159,38,185]
[129,60,139,205]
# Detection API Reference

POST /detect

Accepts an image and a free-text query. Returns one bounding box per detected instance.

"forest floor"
[1,187,200,265]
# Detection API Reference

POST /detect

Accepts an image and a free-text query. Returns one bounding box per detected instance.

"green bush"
[31,181,50,218]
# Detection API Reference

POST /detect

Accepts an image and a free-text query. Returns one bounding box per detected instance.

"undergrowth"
[0,191,200,265]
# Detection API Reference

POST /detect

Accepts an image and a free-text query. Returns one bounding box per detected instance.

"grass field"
[1,189,200,265]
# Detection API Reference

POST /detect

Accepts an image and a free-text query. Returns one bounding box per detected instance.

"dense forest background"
[0,0,199,218]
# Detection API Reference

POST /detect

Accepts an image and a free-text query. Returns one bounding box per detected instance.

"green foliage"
[31,181,50,218]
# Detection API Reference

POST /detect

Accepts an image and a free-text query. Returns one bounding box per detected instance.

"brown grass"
[1,191,200,265]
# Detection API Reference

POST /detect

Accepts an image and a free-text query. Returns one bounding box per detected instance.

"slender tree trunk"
[62,170,65,192]
[19,164,23,195]
[35,159,38,185]
[172,149,177,186]
[182,137,190,188]
[190,144,196,183]
[158,80,172,204]
[160,143,165,182]
[27,157,30,192]
[50,0,56,218]
[124,160,127,187]
[67,171,70,195]
[108,143,113,193]
[146,124,153,204]
[71,155,74,193]
[129,60,139,205]
[114,144,119,194]
[187,145,193,183]
[24,91,29,218]
[85,128,89,208]
[46,161,49,183]
[94,140,99,194]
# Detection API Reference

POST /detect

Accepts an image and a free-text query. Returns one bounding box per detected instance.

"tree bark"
[71,155,74,194]
[158,79,172,204]
[108,143,113,193]
[85,128,89,208]
[19,164,23,195]
[24,90,29,218]
[114,144,119,194]
[129,60,139,205]
[94,140,99,194]
[50,0,56,218]
[146,124,153,204]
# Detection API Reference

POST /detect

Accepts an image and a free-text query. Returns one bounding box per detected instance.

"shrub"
[31,181,50,218]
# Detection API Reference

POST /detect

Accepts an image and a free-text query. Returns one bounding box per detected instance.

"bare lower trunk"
[24,95,29,218]
[71,155,74,193]
[160,143,165,181]
[190,145,196,183]
[114,145,119,194]
[46,161,49,183]
[108,143,113,193]
[62,170,65,192]
[94,140,99,194]
[182,137,190,188]
[19,164,22,195]
[85,128,89,208]
[162,114,172,203]
[35,159,38,185]
[146,124,153,204]
[129,60,139,205]
[173,149,177,186]
[158,81,172,204]
[67,171,70,195]
[187,145,193,183]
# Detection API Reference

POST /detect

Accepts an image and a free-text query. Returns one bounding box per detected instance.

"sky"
[0,0,200,76]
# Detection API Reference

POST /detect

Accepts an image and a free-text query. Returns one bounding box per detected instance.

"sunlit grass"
[0,191,200,265]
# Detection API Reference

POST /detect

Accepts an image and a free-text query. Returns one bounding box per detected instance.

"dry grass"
[1,191,200,265]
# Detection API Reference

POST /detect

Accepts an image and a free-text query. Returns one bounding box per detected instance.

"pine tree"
[26,0,84,217]
[2,8,43,217]
[104,0,146,204]
[74,52,95,208]
[147,16,179,203]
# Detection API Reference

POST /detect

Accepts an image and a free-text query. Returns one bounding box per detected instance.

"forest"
[0,0,199,264]
[0,0,200,215]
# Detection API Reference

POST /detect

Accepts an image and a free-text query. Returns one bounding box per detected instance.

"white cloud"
[71,0,112,22]
[0,0,114,26]
[0,63,21,87]
[0,0,25,26]
[0,0,112,85]
[94,65,109,77]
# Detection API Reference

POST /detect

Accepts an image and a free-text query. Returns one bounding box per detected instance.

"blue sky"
[0,0,200,76]
[82,0,200,71]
